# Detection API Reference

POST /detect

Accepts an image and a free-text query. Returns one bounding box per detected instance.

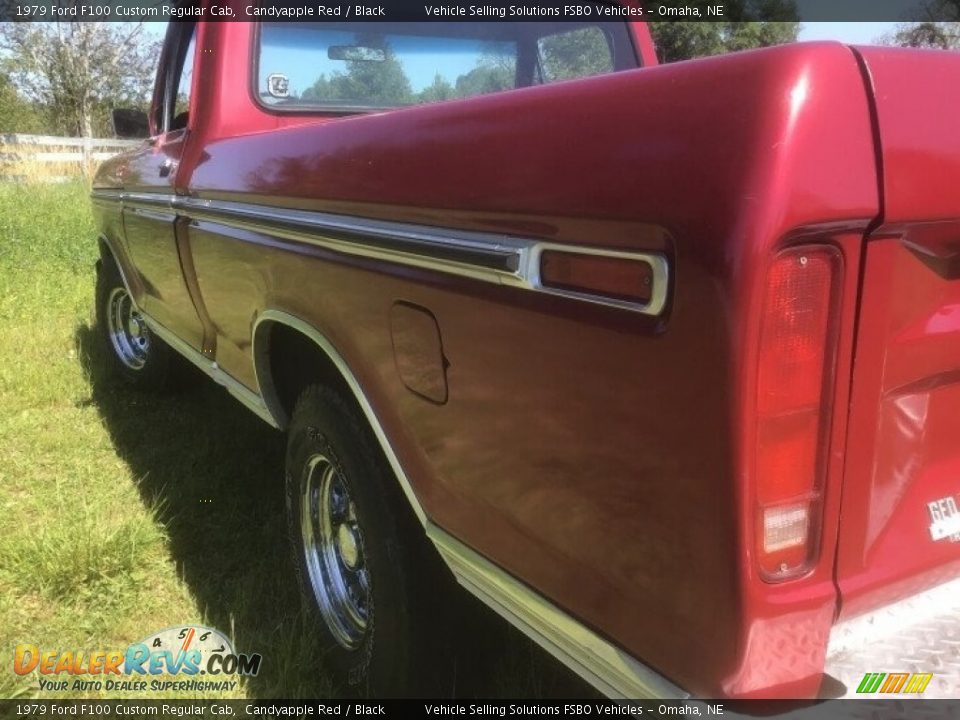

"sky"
[798,22,897,43]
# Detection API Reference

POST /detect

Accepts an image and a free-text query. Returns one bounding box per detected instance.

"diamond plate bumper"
[824,576,960,698]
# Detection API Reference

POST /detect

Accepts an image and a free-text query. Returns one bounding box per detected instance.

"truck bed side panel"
[184,38,879,696]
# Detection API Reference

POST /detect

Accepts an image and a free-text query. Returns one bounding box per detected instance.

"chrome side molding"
[91,190,671,317]
[189,197,526,277]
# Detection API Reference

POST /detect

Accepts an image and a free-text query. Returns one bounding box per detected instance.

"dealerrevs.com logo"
[14,625,262,693]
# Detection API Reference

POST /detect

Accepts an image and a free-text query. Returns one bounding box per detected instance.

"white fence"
[0,134,140,182]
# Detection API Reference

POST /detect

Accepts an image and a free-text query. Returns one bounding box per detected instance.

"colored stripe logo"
[856,672,933,694]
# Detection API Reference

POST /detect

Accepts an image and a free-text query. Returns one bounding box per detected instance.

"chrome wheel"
[301,453,371,650]
[106,287,150,370]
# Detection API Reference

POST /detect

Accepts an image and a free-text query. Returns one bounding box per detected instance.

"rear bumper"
[824,576,960,698]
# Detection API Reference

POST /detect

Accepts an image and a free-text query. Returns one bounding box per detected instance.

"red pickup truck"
[91,14,960,700]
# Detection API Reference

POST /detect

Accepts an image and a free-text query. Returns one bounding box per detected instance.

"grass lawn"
[0,181,586,700]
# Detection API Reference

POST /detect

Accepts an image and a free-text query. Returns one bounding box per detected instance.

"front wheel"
[95,256,178,390]
[285,385,454,696]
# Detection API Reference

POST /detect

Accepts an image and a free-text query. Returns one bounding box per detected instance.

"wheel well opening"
[97,237,115,266]
[257,319,436,544]
[261,322,353,424]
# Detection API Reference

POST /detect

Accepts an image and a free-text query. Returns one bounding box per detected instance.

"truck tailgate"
[827,45,960,696]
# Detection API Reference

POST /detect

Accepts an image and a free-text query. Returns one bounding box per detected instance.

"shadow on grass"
[74,321,594,700]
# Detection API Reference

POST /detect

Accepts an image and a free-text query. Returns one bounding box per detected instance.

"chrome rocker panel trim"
[91,189,670,317]
[144,314,279,429]
[429,525,687,700]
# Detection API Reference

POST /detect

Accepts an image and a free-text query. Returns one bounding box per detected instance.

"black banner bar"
[2,0,960,22]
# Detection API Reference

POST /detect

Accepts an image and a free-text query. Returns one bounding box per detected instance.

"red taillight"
[755,246,842,580]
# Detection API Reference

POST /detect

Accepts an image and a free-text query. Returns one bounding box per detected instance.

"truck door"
[121,22,204,350]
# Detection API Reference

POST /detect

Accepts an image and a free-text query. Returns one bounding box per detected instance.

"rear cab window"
[255,22,638,113]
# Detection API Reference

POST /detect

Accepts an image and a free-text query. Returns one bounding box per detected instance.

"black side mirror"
[112,108,150,139]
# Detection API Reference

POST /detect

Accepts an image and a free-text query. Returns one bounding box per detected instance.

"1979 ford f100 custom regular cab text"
[91,9,960,699]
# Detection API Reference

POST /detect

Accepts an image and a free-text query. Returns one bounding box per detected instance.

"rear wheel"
[95,256,178,390]
[285,385,453,696]
[300,452,372,651]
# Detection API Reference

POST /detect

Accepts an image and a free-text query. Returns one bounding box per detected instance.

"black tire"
[285,385,454,697]
[95,255,178,390]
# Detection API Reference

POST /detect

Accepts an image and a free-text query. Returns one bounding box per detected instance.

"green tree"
[453,64,514,98]
[649,23,728,62]
[300,74,331,103]
[302,34,413,106]
[453,66,509,97]
[452,42,515,98]
[416,74,456,104]
[649,0,800,62]
[538,27,612,81]
[880,22,960,48]
[0,21,159,138]
[651,22,800,63]
[874,0,960,48]
[0,70,45,134]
